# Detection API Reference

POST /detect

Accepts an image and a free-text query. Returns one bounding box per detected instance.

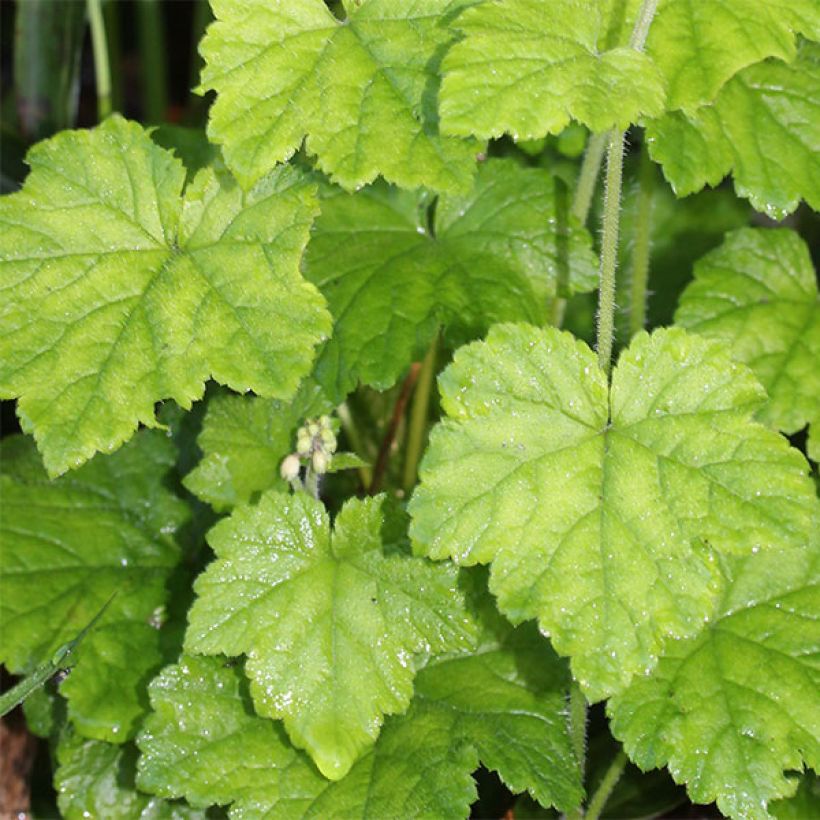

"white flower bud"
[320,428,337,452]
[280,453,301,481]
[307,422,320,437]
[312,450,330,474]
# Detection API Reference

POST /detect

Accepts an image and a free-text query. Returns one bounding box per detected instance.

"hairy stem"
[596,129,625,374]
[402,333,438,495]
[86,0,111,120]
[595,0,659,374]
[571,132,607,226]
[585,750,628,820]
[564,681,588,820]
[629,144,655,338]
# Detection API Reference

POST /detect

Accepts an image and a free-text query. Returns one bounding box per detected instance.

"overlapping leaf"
[409,324,815,700]
[0,115,330,475]
[185,492,476,779]
[676,228,819,449]
[439,0,665,141]
[642,0,820,110]
[304,159,598,401]
[0,431,187,742]
[56,729,204,819]
[138,621,581,817]
[646,45,820,219]
[183,381,332,511]
[199,0,479,191]
[609,520,820,820]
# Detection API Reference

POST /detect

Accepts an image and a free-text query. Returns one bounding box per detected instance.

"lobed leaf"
[676,228,819,447]
[645,45,820,219]
[439,0,665,141]
[0,431,187,743]
[304,159,598,402]
[0,115,330,474]
[56,729,204,819]
[138,623,581,817]
[199,0,479,192]
[609,522,820,820]
[409,324,815,700]
[184,492,477,780]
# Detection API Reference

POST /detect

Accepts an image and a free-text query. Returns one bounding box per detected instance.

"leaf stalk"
[86,0,112,120]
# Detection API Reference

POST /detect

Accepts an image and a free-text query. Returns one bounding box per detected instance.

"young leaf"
[438,0,666,141]
[183,381,332,511]
[676,228,819,447]
[184,492,477,780]
[645,45,820,219]
[608,523,820,820]
[199,0,479,192]
[56,728,204,819]
[0,115,330,475]
[304,159,598,402]
[138,627,581,816]
[643,0,820,110]
[409,324,815,700]
[0,431,187,742]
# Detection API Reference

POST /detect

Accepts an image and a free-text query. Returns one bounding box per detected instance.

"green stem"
[570,131,607,226]
[594,0,659,374]
[585,750,628,820]
[86,0,111,120]
[402,332,438,495]
[564,682,588,820]
[629,144,654,338]
[596,129,625,374]
[136,0,168,123]
[336,402,373,489]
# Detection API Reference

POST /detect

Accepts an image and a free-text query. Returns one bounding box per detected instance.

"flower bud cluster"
[280,415,337,482]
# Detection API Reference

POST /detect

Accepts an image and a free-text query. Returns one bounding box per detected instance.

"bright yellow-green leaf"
[676,228,820,447]
[609,521,820,820]
[646,46,820,219]
[0,115,330,475]
[199,0,480,191]
[184,492,477,780]
[409,324,815,700]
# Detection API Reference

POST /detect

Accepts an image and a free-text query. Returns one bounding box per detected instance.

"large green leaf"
[199,0,479,192]
[646,45,820,219]
[676,228,819,449]
[409,324,815,700]
[609,521,820,820]
[643,0,820,110]
[56,729,204,819]
[184,492,476,780]
[439,0,665,141]
[138,625,581,816]
[304,159,598,402]
[0,431,187,742]
[0,115,330,475]
[183,381,332,511]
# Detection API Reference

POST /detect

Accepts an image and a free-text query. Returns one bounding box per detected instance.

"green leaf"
[325,452,370,474]
[608,522,820,819]
[645,45,820,219]
[57,728,205,819]
[304,159,598,402]
[771,772,820,820]
[438,0,666,141]
[199,0,479,192]
[138,625,581,817]
[676,228,819,448]
[184,492,477,780]
[0,115,330,475]
[183,381,332,511]
[0,431,187,742]
[409,324,815,700]
[643,0,820,110]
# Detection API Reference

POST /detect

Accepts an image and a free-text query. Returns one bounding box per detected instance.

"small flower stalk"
[281,415,338,498]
